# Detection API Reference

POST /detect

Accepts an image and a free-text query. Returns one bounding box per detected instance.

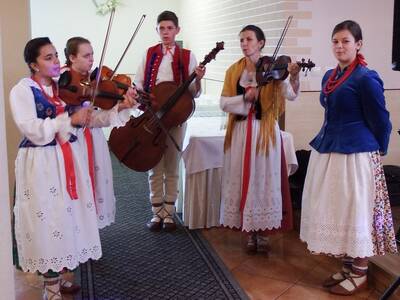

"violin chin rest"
[90,67,98,81]
[58,71,72,88]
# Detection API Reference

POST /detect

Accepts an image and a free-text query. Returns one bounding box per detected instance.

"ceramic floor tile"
[211,241,252,270]
[277,283,373,300]
[231,268,294,300]
[233,252,317,284]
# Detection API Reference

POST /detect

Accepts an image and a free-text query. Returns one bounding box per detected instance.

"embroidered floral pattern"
[19,245,102,273]
[49,186,58,198]
[23,189,31,200]
[370,151,398,255]
[52,230,63,240]
[25,233,32,242]
[36,211,45,221]
[36,102,44,112]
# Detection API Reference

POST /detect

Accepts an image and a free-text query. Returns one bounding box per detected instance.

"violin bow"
[110,14,146,78]
[268,15,293,71]
[90,7,116,105]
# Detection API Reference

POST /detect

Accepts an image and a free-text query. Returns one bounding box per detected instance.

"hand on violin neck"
[194,65,206,82]
[118,90,138,112]
[288,62,300,78]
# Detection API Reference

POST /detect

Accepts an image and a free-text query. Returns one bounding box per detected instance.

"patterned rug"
[76,154,248,300]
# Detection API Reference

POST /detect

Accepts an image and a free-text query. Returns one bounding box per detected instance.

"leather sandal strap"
[343,273,361,289]
[44,279,59,286]
[44,281,62,300]
[151,203,164,218]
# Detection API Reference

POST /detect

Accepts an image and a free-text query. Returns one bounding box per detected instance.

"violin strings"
[111,14,146,78]
[271,15,293,61]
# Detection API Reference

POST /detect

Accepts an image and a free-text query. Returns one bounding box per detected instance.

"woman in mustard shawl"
[219,25,300,254]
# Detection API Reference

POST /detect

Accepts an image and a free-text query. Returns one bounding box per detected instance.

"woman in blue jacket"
[300,20,397,296]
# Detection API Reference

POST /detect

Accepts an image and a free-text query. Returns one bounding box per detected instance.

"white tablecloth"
[179,131,298,229]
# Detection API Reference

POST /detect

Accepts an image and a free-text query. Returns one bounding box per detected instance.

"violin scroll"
[298,58,315,75]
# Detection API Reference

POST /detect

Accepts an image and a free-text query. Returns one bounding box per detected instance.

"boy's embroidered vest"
[143,43,191,92]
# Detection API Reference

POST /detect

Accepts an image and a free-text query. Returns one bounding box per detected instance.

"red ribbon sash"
[239,104,255,223]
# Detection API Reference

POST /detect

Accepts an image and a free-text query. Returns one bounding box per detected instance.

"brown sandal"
[43,279,62,300]
[329,272,367,296]
[60,279,80,294]
[322,270,349,287]
[257,235,270,254]
[245,233,257,255]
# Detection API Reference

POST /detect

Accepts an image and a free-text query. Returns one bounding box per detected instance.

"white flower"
[92,0,121,16]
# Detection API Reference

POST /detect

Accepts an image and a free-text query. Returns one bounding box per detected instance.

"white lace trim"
[300,220,374,258]
[18,245,102,273]
[221,209,282,232]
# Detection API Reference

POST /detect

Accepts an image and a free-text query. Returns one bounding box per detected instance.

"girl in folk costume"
[11,37,98,300]
[300,20,397,296]
[134,10,205,232]
[63,37,138,229]
[219,25,300,254]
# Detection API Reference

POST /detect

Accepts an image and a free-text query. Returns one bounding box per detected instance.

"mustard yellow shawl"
[222,57,285,155]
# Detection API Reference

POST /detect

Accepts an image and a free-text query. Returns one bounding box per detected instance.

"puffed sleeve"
[220,95,252,115]
[10,81,74,145]
[359,70,392,155]
[88,104,132,128]
[219,65,252,115]
[281,77,300,101]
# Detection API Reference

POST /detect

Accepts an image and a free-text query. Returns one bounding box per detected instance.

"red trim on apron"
[59,140,79,200]
[83,127,97,211]
[259,134,293,235]
[239,104,255,223]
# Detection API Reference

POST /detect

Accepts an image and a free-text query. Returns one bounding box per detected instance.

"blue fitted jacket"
[310,65,392,155]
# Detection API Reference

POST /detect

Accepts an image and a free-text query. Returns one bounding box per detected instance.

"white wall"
[30,0,181,74]
[0,26,16,300]
[180,0,400,90]
[298,0,400,90]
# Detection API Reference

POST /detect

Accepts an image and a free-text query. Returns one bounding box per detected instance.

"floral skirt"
[300,150,397,258]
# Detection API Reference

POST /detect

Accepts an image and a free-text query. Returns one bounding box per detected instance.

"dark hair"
[23,37,52,73]
[240,25,266,49]
[157,10,179,27]
[332,20,363,42]
[64,36,91,66]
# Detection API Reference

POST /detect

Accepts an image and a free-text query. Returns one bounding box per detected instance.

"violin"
[252,16,315,87]
[58,14,147,110]
[58,66,128,110]
[256,55,315,86]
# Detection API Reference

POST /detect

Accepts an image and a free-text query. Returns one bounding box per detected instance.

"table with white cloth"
[179,130,298,230]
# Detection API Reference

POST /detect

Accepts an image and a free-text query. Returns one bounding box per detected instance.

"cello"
[109,42,224,172]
